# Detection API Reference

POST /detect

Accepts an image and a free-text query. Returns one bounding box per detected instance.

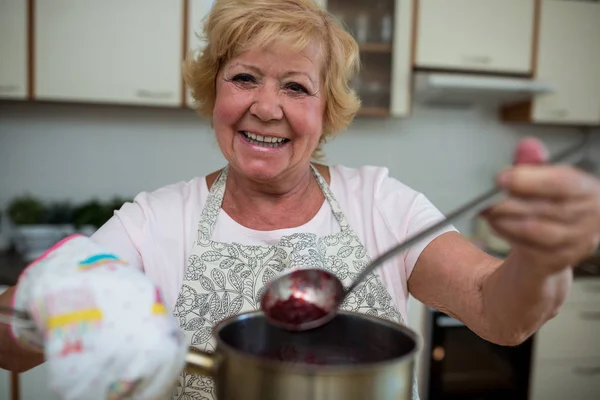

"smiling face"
[212,41,326,182]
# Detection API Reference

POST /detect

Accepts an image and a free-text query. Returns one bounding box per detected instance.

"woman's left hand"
[482,138,600,273]
[12,235,188,400]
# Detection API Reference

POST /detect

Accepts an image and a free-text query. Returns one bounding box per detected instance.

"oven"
[424,309,534,400]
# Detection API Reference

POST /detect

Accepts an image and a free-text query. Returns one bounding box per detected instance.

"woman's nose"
[250,84,284,121]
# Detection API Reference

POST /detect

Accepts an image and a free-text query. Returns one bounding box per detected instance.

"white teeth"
[243,131,286,146]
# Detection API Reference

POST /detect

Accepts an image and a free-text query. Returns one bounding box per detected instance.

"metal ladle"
[260,141,586,331]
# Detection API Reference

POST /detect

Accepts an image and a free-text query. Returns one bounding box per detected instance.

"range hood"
[413,71,555,109]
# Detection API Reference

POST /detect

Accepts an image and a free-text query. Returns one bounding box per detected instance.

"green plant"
[72,200,110,229]
[107,196,130,213]
[7,195,46,225]
[7,195,132,229]
[71,197,130,229]
[43,201,75,225]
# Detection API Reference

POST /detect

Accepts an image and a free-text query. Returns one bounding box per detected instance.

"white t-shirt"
[91,164,456,322]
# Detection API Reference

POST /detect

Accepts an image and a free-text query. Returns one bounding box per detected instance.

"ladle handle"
[345,140,586,297]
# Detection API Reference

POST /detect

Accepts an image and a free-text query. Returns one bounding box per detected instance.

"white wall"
[1,100,599,398]
[2,101,597,234]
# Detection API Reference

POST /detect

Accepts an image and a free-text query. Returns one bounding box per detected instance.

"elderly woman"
[1,0,600,399]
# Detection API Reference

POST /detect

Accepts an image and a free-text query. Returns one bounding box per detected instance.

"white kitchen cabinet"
[0,369,9,400]
[529,277,600,400]
[534,302,600,360]
[186,0,215,108]
[35,0,184,107]
[531,0,600,125]
[20,364,61,400]
[529,359,600,400]
[414,0,536,74]
[502,0,600,126]
[0,0,28,99]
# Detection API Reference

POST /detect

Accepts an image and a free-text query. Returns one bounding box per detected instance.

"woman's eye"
[232,73,256,83]
[285,82,309,94]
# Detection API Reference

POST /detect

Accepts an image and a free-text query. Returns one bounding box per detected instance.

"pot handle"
[185,347,218,377]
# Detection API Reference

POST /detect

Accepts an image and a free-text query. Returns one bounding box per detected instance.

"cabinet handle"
[572,366,600,376]
[579,311,600,321]
[461,55,492,65]
[582,284,600,293]
[0,85,19,93]
[135,89,174,100]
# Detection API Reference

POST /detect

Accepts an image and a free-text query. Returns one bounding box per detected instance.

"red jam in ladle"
[268,297,328,325]
[260,268,343,331]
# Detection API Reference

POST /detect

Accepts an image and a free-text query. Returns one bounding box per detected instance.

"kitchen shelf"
[359,43,393,53]
[357,106,390,117]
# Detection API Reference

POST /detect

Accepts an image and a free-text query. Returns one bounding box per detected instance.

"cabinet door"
[0,0,28,99]
[529,358,600,400]
[532,0,600,125]
[20,364,61,400]
[0,369,8,400]
[186,0,215,108]
[35,0,183,107]
[415,0,536,74]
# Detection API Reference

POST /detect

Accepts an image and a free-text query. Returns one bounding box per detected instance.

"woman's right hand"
[11,235,187,400]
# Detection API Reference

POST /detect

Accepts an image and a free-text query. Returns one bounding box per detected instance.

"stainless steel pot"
[184,310,421,400]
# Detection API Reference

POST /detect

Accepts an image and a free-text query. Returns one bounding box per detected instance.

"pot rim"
[209,310,423,374]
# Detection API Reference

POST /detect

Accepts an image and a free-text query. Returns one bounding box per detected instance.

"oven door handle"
[437,315,465,328]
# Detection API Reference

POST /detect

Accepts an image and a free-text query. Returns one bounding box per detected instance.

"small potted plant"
[44,201,77,236]
[72,197,126,236]
[7,195,67,262]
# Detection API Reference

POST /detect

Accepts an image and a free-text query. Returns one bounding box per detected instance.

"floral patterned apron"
[171,165,418,400]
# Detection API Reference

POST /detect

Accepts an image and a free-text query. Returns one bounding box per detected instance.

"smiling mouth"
[240,131,290,148]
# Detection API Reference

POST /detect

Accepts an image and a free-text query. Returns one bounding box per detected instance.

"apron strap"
[310,164,351,232]
[196,164,352,242]
[196,166,229,242]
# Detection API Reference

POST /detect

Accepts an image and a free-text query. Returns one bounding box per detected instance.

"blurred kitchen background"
[1,0,599,399]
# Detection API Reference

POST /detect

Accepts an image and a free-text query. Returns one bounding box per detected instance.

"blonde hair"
[183,0,361,159]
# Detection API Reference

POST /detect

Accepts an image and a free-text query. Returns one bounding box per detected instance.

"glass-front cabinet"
[318,0,414,118]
